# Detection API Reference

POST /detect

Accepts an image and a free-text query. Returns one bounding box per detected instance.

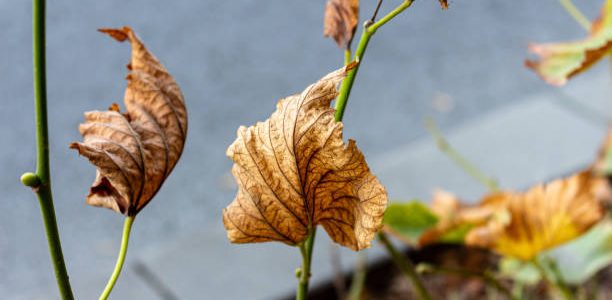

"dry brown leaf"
[466,171,608,261]
[70,26,187,216]
[419,190,509,246]
[525,0,612,85]
[324,0,359,49]
[438,0,449,9]
[222,64,387,251]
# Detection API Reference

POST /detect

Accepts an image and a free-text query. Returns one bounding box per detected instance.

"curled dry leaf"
[223,64,387,251]
[466,171,608,261]
[324,0,359,49]
[70,27,187,216]
[525,0,612,85]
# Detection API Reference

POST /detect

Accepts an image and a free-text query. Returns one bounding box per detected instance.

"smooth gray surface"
[0,0,608,299]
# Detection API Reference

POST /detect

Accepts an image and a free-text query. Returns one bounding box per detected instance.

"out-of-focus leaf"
[499,257,541,285]
[438,0,448,9]
[466,171,608,261]
[222,63,388,251]
[525,0,612,85]
[324,0,359,49]
[71,27,187,216]
[438,223,473,244]
[383,201,438,243]
[592,127,612,176]
[419,190,509,246]
[548,220,612,284]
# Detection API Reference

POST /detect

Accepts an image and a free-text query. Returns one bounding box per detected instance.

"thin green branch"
[531,257,573,300]
[417,263,516,300]
[296,227,317,300]
[347,252,367,300]
[20,0,74,298]
[99,216,135,300]
[344,49,352,66]
[334,0,415,121]
[425,118,499,192]
[378,232,433,300]
[559,0,591,31]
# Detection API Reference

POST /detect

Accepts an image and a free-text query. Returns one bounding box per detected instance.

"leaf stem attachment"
[99,216,135,300]
[296,227,317,300]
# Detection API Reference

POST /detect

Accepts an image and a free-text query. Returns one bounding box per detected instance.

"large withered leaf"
[466,171,608,261]
[223,64,387,251]
[70,27,187,216]
[525,0,612,86]
[324,0,359,49]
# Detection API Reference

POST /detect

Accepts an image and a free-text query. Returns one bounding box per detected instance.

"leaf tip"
[98,26,133,42]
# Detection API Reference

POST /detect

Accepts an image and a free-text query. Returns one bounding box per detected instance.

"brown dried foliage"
[71,27,187,216]
[222,64,387,250]
[324,0,360,49]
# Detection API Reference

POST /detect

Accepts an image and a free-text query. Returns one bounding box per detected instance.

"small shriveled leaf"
[324,0,359,49]
[383,201,438,244]
[438,0,448,9]
[71,27,187,216]
[466,171,608,261]
[223,64,387,251]
[525,0,612,85]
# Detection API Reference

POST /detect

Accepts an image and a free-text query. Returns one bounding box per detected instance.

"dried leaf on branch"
[525,0,612,85]
[71,26,187,216]
[223,64,387,251]
[324,0,359,49]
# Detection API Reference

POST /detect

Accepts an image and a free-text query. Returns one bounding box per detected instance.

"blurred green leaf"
[439,223,473,244]
[499,257,541,285]
[383,201,438,242]
[604,149,612,175]
[547,220,612,284]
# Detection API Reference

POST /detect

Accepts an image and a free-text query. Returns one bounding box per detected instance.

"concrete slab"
[373,93,608,204]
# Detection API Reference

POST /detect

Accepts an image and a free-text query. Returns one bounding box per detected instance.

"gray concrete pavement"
[0,0,609,299]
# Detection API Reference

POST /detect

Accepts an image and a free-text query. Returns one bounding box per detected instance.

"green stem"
[347,252,367,300]
[344,49,351,66]
[531,257,573,300]
[417,263,516,300]
[425,118,499,192]
[559,0,591,31]
[99,216,135,300]
[296,227,316,300]
[334,0,415,121]
[378,232,433,300]
[23,0,75,298]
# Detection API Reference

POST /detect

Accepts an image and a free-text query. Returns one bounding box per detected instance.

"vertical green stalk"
[99,216,135,300]
[531,257,573,300]
[296,227,317,300]
[334,0,415,121]
[20,0,75,298]
[378,233,433,300]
